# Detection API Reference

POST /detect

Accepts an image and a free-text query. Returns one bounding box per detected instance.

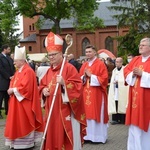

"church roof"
[20,1,130,42]
[40,1,120,30]
[20,33,36,42]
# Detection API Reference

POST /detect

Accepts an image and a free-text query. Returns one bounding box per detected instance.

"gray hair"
[140,38,150,46]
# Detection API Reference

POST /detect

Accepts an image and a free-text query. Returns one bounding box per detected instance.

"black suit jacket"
[0,53,15,91]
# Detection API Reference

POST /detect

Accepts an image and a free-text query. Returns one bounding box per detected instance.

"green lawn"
[1,109,7,120]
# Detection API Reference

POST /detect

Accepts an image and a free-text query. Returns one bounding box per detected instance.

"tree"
[0,30,4,50]
[16,0,104,34]
[0,0,20,50]
[109,0,150,57]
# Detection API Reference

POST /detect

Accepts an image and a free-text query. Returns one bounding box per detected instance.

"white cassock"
[36,66,50,84]
[125,56,150,150]
[108,66,128,115]
[36,66,50,107]
[61,84,81,150]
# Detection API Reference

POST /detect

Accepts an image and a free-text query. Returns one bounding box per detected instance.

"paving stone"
[0,120,128,150]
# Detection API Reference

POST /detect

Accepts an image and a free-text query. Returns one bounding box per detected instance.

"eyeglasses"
[138,44,150,47]
[48,52,60,57]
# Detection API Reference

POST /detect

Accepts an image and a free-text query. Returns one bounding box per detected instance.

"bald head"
[115,57,123,68]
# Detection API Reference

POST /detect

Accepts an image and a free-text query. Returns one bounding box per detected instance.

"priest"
[124,37,150,150]
[4,46,43,149]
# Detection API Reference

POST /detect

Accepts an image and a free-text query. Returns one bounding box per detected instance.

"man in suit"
[0,44,15,118]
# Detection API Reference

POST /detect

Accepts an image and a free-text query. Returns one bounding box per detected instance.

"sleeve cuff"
[13,88,24,102]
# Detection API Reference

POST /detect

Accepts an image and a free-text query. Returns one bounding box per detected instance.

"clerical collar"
[18,64,25,72]
[117,67,122,71]
[142,55,150,62]
[51,61,62,71]
[88,56,97,66]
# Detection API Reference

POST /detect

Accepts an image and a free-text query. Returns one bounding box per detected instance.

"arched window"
[105,36,113,53]
[82,37,90,56]
[32,23,35,30]
[29,46,32,52]
[29,25,31,31]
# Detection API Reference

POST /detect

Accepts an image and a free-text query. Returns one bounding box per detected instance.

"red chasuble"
[124,56,150,132]
[79,58,109,123]
[39,62,86,150]
[5,64,43,139]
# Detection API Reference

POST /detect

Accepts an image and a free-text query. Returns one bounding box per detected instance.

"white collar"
[18,65,25,72]
[142,55,150,62]
[88,57,97,66]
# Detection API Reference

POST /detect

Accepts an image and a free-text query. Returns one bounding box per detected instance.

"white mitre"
[14,46,26,60]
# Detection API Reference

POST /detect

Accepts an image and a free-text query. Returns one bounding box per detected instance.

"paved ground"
[0,119,128,150]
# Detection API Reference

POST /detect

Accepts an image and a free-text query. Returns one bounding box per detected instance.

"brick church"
[19,1,129,60]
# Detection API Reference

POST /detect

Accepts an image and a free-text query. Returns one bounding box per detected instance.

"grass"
[0,109,7,120]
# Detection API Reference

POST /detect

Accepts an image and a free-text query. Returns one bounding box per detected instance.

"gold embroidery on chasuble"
[66,83,74,89]
[48,76,56,94]
[132,65,144,108]
[84,67,92,106]
[85,88,91,106]
[61,145,65,150]
[13,72,19,86]
[85,77,92,106]
[81,113,86,121]
[71,98,77,103]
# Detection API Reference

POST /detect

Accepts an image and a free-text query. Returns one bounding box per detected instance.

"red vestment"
[5,64,43,139]
[124,56,150,132]
[39,62,86,150]
[79,58,109,123]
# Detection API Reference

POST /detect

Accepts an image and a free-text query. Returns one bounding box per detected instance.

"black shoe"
[110,120,119,125]
[84,140,92,144]
[91,142,102,144]
[0,114,3,119]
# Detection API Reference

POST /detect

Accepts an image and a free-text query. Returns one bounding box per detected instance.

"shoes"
[84,140,106,144]
[11,146,34,150]
[84,140,92,144]
[0,114,3,119]
[110,120,119,125]
[91,142,104,144]
[13,148,33,150]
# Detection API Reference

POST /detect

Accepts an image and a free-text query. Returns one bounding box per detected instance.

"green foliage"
[0,0,20,48]
[75,16,104,32]
[109,0,150,57]
[0,30,4,49]
[72,0,104,31]
[16,0,103,34]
